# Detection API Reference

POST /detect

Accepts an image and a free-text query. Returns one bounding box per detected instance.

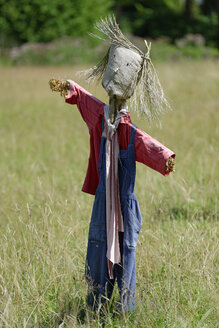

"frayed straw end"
[49,78,69,97]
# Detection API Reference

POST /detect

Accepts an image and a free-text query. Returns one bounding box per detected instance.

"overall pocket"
[123,197,142,248]
[88,224,106,243]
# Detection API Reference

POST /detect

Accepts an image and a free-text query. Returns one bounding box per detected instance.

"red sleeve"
[65,80,105,131]
[135,127,175,176]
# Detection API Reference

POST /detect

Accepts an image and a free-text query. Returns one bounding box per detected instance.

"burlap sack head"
[102,44,143,100]
[83,16,171,122]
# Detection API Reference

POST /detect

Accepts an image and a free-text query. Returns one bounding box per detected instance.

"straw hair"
[83,15,171,122]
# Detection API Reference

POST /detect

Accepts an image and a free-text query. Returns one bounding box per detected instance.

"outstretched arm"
[134,126,175,176]
[49,79,105,130]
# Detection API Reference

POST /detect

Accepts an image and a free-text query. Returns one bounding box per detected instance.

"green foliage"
[133,2,217,46]
[0,0,112,46]
[116,0,219,48]
[0,0,219,49]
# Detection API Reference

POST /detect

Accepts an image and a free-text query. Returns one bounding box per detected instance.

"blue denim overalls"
[85,119,142,312]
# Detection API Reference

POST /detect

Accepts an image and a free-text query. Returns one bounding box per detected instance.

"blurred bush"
[1,36,218,67]
[2,37,108,66]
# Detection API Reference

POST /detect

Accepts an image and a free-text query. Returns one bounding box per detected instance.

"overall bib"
[85,121,142,312]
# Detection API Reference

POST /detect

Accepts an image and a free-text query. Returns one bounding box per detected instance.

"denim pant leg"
[86,239,109,309]
[121,245,136,312]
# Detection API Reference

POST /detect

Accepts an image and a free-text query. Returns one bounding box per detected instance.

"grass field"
[0,62,218,327]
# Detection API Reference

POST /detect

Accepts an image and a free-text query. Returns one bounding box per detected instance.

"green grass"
[0,62,218,327]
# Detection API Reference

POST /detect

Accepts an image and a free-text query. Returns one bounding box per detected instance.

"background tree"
[201,0,219,47]
[0,0,112,46]
[0,0,218,48]
[184,0,196,21]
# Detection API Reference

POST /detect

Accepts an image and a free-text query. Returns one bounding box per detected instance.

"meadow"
[0,61,218,327]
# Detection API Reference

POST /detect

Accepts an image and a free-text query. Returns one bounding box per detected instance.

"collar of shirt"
[103,105,129,139]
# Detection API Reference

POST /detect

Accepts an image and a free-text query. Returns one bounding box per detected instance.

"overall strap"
[98,116,105,171]
[130,124,136,145]
[101,115,105,133]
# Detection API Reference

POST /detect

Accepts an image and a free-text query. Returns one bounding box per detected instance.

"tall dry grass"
[0,62,218,327]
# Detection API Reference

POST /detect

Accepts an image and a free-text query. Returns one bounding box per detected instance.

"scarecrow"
[49,16,175,313]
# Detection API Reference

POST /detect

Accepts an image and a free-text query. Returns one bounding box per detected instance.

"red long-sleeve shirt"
[66,80,175,195]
